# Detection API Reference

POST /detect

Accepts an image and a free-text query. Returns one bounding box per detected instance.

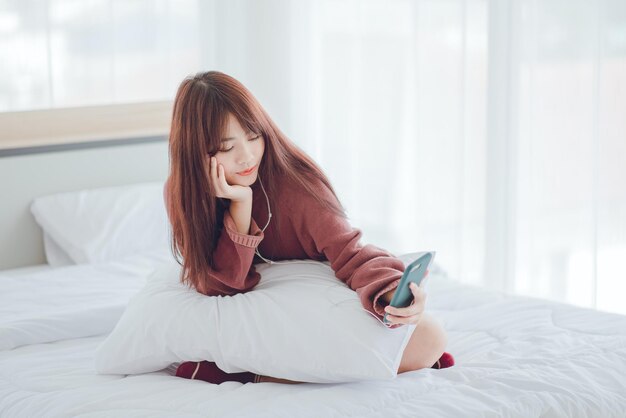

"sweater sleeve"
[163,178,264,296]
[286,181,404,327]
[207,210,265,295]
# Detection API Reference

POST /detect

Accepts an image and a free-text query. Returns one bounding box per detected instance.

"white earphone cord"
[253,177,394,328]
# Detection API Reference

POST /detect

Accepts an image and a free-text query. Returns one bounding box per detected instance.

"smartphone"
[382,251,435,325]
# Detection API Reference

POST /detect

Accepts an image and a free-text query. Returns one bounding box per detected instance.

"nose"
[237,142,255,167]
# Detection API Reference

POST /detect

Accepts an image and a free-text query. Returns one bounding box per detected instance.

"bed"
[2,249,625,418]
[1,141,625,417]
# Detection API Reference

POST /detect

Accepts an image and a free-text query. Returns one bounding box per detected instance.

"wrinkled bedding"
[1,255,625,418]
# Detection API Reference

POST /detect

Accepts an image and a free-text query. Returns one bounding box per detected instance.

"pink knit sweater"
[163,175,405,327]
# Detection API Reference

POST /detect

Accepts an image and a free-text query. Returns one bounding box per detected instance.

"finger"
[207,156,213,179]
[386,304,420,318]
[386,313,421,325]
[218,164,229,188]
[410,282,423,300]
[211,158,222,195]
[210,157,218,183]
[411,285,427,310]
[395,285,426,315]
[383,284,424,316]
[410,314,424,326]
[384,315,400,327]
[385,302,420,318]
[411,282,427,300]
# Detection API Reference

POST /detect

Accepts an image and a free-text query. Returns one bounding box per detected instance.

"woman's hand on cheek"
[208,157,252,203]
[384,282,427,327]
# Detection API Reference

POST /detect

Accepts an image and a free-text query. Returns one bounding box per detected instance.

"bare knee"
[397,313,447,374]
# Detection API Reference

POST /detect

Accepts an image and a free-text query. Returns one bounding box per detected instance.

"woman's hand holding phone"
[382,270,429,327]
[208,156,252,203]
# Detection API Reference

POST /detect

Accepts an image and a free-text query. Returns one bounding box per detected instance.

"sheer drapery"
[241,0,626,314]
[0,0,202,110]
[2,0,625,314]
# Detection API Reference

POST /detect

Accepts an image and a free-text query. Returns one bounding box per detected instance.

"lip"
[237,165,257,176]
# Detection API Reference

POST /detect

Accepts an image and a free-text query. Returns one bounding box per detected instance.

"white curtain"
[0,0,202,110]
[3,0,625,315]
[219,0,626,315]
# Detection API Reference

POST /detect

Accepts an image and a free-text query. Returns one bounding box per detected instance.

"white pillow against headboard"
[43,232,75,267]
[30,181,170,265]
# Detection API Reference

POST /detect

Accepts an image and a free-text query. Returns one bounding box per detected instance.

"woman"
[164,71,453,385]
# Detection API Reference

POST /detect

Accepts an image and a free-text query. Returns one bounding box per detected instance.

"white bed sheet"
[1,255,625,418]
[0,250,170,351]
[0,263,53,277]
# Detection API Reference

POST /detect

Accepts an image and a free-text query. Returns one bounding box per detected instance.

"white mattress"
[0,263,53,276]
[1,255,625,418]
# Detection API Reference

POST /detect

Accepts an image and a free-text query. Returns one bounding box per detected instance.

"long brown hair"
[167,70,347,294]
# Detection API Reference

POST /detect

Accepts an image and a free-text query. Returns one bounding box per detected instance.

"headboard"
[0,136,169,270]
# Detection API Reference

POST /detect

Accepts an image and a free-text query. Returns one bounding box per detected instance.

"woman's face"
[212,113,265,186]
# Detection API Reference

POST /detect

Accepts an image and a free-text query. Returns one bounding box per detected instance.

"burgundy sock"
[175,361,259,384]
[431,352,455,369]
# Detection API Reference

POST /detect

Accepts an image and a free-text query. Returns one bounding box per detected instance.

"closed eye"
[219,135,261,153]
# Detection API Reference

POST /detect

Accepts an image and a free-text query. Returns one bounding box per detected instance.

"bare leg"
[397,313,447,374]
[256,314,446,383]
